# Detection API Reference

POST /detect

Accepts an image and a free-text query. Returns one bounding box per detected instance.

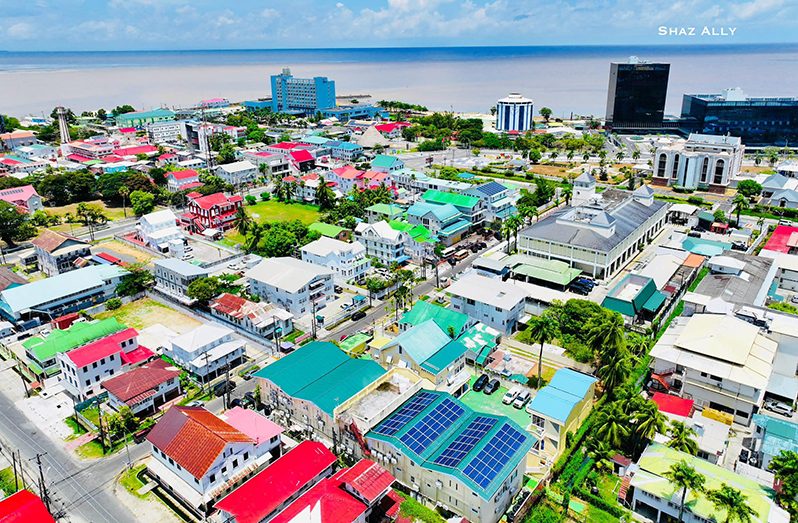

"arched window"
[714,159,725,184]
[657,154,667,177]
[700,157,710,183]
[671,154,680,179]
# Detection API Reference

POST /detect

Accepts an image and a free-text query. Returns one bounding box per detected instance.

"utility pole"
[97,411,106,454]
[18,371,29,398]
[33,453,50,513]
[11,450,19,492]
[224,355,231,410]
[203,352,211,394]
[310,300,318,340]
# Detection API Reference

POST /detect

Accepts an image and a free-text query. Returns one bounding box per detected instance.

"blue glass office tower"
[270,68,336,116]
[605,58,670,131]
[681,88,798,146]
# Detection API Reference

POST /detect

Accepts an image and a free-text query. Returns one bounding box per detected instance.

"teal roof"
[301,135,330,145]
[752,414,798,457]
[335,142,362,151]
[407,202,462,222]
[682,237,732,257]
[254,341,385,416]
[400,301,470,334]
[421,339,468,374]
[457,323,500,357]
[422,189,480,210]
[0,265,129,317]
[602,274,663,317]
[527,368,596,423]
[438,219,471,237]
[367,390,535,499]
[372,154,402,168]
[116,108,175,121]
[386,320,452,366]
[643,290,667,312]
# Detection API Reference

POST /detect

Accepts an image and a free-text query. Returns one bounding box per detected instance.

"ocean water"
[2,44,797,118]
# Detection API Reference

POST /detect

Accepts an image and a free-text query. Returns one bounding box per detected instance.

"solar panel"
[399,398,465,454]
[462,423,527,489]
[372,391,437,436]
[433,416,497,468]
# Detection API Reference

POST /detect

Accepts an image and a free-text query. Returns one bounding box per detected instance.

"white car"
[764,400,795,417]
[513,390,531,409]
[502,386,522,405]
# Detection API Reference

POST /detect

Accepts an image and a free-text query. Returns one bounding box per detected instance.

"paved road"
[0,386,142,523]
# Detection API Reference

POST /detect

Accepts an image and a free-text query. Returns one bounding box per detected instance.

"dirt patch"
[94,239,157,265]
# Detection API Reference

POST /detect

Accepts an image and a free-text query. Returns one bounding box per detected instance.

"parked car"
[242,368,257,381]
[351,310,366,321]
[334,285,343,294]
[739,448,750,464]
[576,277,596,288]
[339,334,349,341]
[791,295,798,304]
[229,398,242,408]
[186,400,203,407]
[502,386,522,405]
[213,380,236,397]
[483,378,501,395]
[568,283,591,296]
[513,390,531,409]
[764,400,795,417]
[244,391,256,405]
[472,374,489,392]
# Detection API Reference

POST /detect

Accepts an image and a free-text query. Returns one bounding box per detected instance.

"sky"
[1,0,795,51]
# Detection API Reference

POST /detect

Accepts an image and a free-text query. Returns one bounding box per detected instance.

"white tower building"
[496,93,534,132]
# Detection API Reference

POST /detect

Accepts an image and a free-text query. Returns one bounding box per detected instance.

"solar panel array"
[476,181,507,196]
[399,399,465,454]
[433,416,497,468]
[462,423,527,489]
[372,391,437,436]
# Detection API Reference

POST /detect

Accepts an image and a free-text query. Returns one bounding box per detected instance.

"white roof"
[651,314,777,389]
[189,339,245,367]
[708,255,747,271]
[217,160,256,173]
[498,92,533,104]
[447,273,527,310]
[637,250,688,289]
[355,221,402,242]
[171,324,233,353]
[140,208,178,227]
[301,236,365,258]
[669,203,699,215]
[245,257,333,293]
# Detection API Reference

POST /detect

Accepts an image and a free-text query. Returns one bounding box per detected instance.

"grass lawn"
[64,416,88,437]
[93,238,156,264]
[0,467,19,495]
[81,405,101,426]
[395,491,445,523]
[283,328,305,343]
[75,440,105,459]
[245,200,321,225]
[460,375,532,428]
[586,505,622,523]
[95,297,200,333]
[120,464,148,498]
[45,200,131,222]
[596,473,621,505]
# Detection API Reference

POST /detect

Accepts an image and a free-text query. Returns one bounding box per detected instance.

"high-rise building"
[681,88,798,146]
[605,57,670,131]
[495,92,534,132]
[270,68,336,116]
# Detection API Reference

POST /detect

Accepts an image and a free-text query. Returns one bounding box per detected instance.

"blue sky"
[1,0,795,51]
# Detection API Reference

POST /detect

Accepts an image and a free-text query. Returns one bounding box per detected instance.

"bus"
[441,246,458,259]
[454,249,469,261]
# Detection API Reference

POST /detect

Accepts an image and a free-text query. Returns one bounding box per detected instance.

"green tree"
[315,176,336,211]
[234,206,252,235]
[713,209,727,223]
[129,190,155,216]
[586,310,627,364]
[626,332,651,359]
[539,107,552,123]
[667,420,699,455]
[664,460,706,523]
[632,148,641,161]
[593,402,629,449]
[527,149,542,164]
[119,185,130,218]
[596,349,631,397]
[257,227,297,257]
[186,277,222,303]
[586,438,615,474]
[736,180,762,198]
[707,484,757,523]
[217,143,237,164]
[111,104,136,117]
[116,264,154,296]
[732,193,749,225]
[633,400,667,453]
[769,450,798,517]
[0,201,36,247]
[527,314,558,388]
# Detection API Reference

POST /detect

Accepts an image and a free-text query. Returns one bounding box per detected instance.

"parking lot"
[460,374,532,428]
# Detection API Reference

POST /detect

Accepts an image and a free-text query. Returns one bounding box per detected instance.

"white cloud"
[6,22,34,39]
[732,0,784,19]
[260,8,279,19]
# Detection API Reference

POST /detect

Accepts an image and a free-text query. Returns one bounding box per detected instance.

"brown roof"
[682,253,706,269]
[147,406,254,479]
[30,229,86,253]
[101,359,180,404]
[0,267,26,292]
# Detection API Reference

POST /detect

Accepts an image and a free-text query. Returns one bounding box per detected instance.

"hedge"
[572,486,627,519]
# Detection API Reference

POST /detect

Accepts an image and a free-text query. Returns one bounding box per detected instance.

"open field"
[95,297,200,333]
[45,200,130,222]
[94,238,157,265]
[245,200,321,225]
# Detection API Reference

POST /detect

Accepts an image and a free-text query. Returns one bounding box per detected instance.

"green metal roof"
[631,443,779,523]
[371,154,402,168]
[338,333,372,355]
[458,323,500,357]
[602,274,662,317]
[308,222,347,238]
[390,220,435,243]
[421,339,468,373]
[367,390,535,499]
[22,318,126,363]
[254,341,385,416]
[642,290,667,312]
[407,202,462,223]
[400,301,470,334]
[508,257,581,286]
[422,189,480,209]
[366,203,404,217]
[116,108,176,121]
[385,320,452,366]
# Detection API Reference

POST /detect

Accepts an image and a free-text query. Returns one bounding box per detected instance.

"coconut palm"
[518,205,539,225]
[566,150,575,163]
[508,214,523,251]
[769,450,798,509]
[527,314,558,388]
[664,460,706,523]
[597,349,631,397]
[732,193,749,225]
[707,484,757,523]
[586,438,616,474]
[244,223,264,253]
[315,175,336,211]
[582,152,591,162]
[234,206,252,236]
[561,185,573,206]
[593,402,630,449]
[626,332,652,360]
[615,151,624,163]
[633,401,667,453]
[632,148,641,161]
[119,185,129,218]
[667,420,699,455]
[586,311,627,364]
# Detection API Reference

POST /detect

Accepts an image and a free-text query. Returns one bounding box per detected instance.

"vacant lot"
[94,239,156,265]
[245,200,321,225]
[96,297,200,333]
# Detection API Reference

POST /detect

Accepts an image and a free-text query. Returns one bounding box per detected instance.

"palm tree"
[664,460,706,523]
[593,402,630,449]
[315,176,336,211]
[597,350,631,397]
[615,151,624,163]
[507,215,523,252]
[244,223,264,253]
[566,150,575,163]
[769,450,798,509]
[633,401,667,453]
[561,185,573,206]
[626,332,651,360]
[732,193,749,225]
[667,420,699,455]
[587,311,627,364]
[586,438,615,474]
[518,205,538,225]
[549,151,558,161]
[632,148,641,162]
[707,484,757,523]
[234,206,252,236]
[119,185,129,218]
[527,314,558,388]
[501,220,514,254]
[582,152,591,162]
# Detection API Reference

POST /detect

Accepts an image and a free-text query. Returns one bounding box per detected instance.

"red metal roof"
[651,392,694,417]
[0,185,39,206]
[214,441,336,523]
[66,328,139,367]
[181,181,204,190]
[270,142,300,150]
[332,165,364,180]
[336,459,394,504]
[119,345,155,365]
[147,407,254,479]
[289,150,314,163]
[270,471,367,523]
[169,169,199,180]
[66,153,92,162]
[96,252,122,264]
[763,225,798,253]
[113,145,158,156]
[119,127,137,133]
[102,359,180,404]
[0,490,55,523]
[190,192,237,210]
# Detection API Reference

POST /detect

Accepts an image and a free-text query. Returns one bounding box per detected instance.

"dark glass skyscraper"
[605,59,670,131]
[681,88,798,146]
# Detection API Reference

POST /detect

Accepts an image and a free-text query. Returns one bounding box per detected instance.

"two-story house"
[246,257,334,317]
[146,406,282,517]
[102,359,181,415]
[165,169,203,192]
[31,230,91,277]
[300,237,370,283]
[465,181,517,222]
[166,324,246,383]
[421,190,485,226]
[209,293,293,343]
[182,192,243,233]
[447,274,527,335]
[406,202,470,247]
[138,209,185,252]
[354,221,409,266]
[154,258,210,304]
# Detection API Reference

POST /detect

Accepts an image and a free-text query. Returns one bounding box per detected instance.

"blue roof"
[372,154,402,168]
[334,142,362,150]
[439,219,472,237]
[527,368,596,423]
[385,320,451,367]
[0,265,128,317]
[474,181,508,196]
[407,202,462,222]
[368,390,534,498]
[752,414,798,457]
